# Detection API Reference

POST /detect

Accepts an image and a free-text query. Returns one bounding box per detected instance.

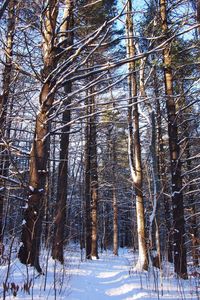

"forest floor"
[0,245,199,299]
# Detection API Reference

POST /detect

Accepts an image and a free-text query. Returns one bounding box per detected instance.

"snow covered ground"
[0,245,199,299]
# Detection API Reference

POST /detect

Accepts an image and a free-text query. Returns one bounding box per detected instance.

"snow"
[29,186,34,192]
[0,246,199,299]
[172,191,180,197]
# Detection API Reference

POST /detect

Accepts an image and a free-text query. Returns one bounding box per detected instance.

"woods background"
[0,0,199,282]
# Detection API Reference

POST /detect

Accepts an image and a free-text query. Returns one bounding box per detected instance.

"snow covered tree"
[126,0,148,271]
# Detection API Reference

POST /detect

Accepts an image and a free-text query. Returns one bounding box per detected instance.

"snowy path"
[68,249,199,300]
[0,247,199,299]
[68,251,132,299]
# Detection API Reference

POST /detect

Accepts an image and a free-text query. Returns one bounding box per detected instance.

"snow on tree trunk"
[126,0,148,271]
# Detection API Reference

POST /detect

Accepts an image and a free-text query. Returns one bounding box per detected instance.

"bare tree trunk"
[138,55,162,266]
[113,186,118,255]
[102,201,109,251]
[85,96,92,259]
[90,92,99,259]
[84,86,99,259]
[160,0,187,279]
[18,0,58,273]
[153,65,173,262]
[112,130,118,255]
[52,0,74,264]
[149,111,162,268]
[126,0,148,271]
[0,0,16,246]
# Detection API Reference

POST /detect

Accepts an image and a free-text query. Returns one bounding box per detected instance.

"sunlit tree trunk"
[52,0,74,264]
[160,0,187,279]
[18,0,58,273]
[138,55,162,266]
[126,0,148,271]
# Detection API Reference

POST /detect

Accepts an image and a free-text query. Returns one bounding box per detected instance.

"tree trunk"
[18,0,58,273]
[84,86,99,259]
[160,0,187,279]
[111,126,118,256]
[113,186,118,255]
[90,92,99,259]
[85,96,92,259]
[153,65,173,262]
[179,82,198,267]
[0,0,16,246]
[52,0,74,264]
[126,0,148,271]
[149,111,162,268]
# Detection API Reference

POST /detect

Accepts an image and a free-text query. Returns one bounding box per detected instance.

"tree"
[84,87,99,260]
[18,0,59,273]
[159,0,188,279]
[126,0,148,271]
[52,0,74,264]
[0,0,17,247]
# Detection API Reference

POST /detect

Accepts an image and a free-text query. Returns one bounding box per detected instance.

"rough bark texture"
[126,0,148,271]
[84,87,99,259]
[160,0,187,279]
[0,0,16,245]
[52,0,74,264]
[18,0,58,273]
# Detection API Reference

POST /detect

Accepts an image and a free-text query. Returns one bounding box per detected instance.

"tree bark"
[160,0,187,279]
[0,0,16,246]
[126,0,148,271]
[89,92,99,259]
[153,65,173,262]
[85,95,92,259]
[18,0,58,273]
[179,82,199,267]
[52,0,74,264]
[84,85,99,259]
[113,186,118,255]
